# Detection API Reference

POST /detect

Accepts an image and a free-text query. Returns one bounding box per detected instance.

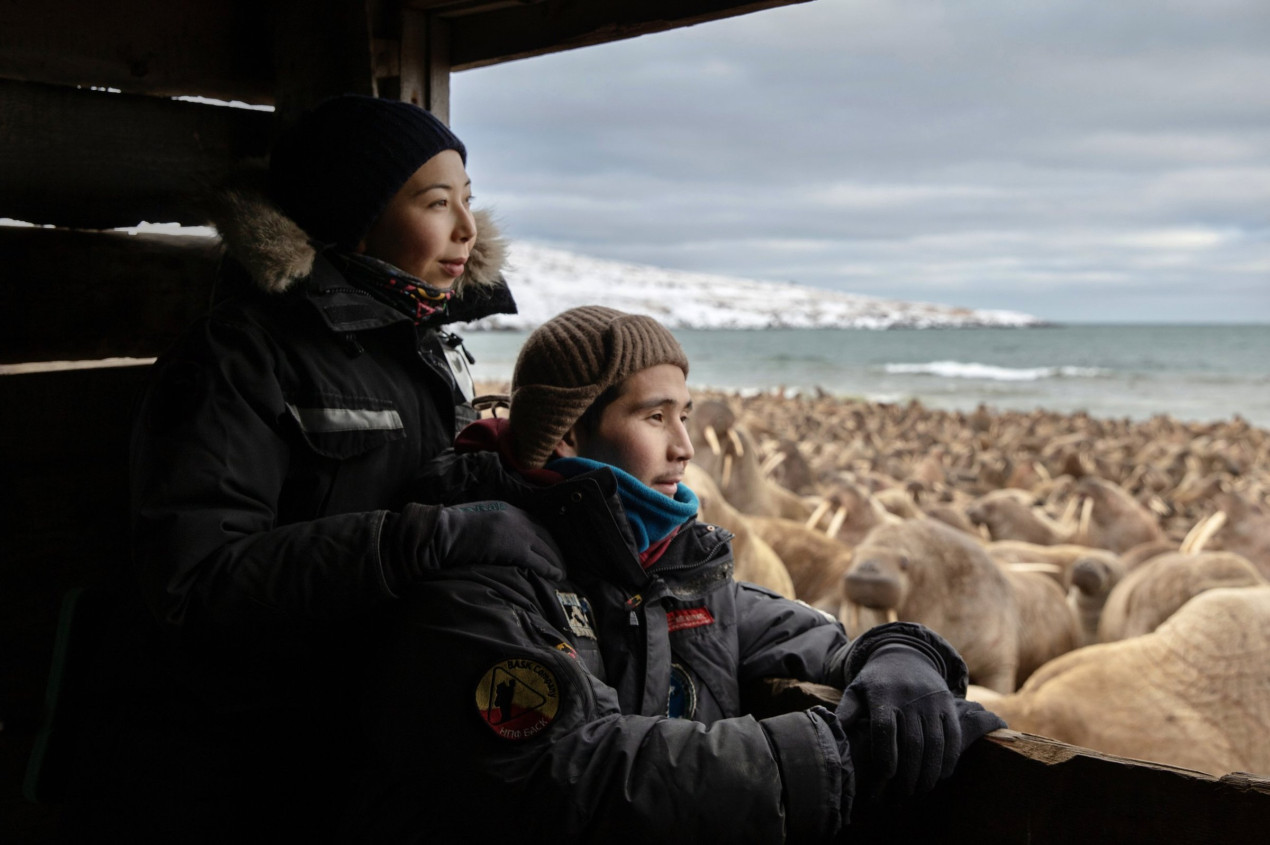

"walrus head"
[843,553,908,610]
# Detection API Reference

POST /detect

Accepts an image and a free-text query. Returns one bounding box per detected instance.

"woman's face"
[358,149,476,289]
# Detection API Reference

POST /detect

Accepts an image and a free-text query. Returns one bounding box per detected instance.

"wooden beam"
[845,730,1270,844]
[753,680,1270,844]
[273,0,377,131]
[0,79,271,230]
[1,1,813,106]
[442,0,816,71]
[0,0,273,103]
[400,9,451,120]
[0,227,219,365]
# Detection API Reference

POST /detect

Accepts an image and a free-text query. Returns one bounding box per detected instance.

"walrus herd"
[683,389,1270,777]
[473,379,1270,775]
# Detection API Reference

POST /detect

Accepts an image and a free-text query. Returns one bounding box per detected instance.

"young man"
[348,306,1003,843]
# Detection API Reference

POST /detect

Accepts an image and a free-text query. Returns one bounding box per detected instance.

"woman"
[75,95,552,841]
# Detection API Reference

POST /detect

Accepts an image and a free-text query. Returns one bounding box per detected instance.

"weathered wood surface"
[273,0,377,129]
[0,79,271,230]
[0,228,220,364]
[0,0,272,101]
[846,731,1270,844]
[752,679,1270,844]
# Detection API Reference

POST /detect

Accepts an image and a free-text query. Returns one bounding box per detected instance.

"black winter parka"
[79,196,515,842]
[346,459,956,844]
[129,198,514,703]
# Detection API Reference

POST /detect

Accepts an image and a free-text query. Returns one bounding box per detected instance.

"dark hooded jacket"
[130,188,514,701]
[72,187,516,841]
[343,431,968,844]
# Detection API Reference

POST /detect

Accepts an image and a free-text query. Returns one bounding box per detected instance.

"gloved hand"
[381,501,564,591]
[954,697,1007,751]
[835,641,961,801]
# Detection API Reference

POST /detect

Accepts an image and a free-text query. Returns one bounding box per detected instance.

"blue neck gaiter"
[549,457,699,552]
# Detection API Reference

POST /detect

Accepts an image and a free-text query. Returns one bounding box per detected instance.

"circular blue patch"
[667,663,697,719]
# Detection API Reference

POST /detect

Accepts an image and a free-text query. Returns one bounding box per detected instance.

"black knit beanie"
[509,306,689,469]
[268,95,467,250]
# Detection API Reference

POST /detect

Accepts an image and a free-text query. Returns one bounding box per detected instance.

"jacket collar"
[207,168,515,328]
[301,253,517,334]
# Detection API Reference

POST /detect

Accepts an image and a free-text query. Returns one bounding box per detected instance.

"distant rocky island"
[467,242,1045,331]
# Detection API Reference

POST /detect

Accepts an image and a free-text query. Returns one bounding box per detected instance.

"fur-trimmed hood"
[207,172,509,298]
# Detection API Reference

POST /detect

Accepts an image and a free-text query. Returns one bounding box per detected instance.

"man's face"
[358,149,476,290]
[566,364,694,496]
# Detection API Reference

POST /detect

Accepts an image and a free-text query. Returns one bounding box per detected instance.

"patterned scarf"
[549,456,699,554]
[337,252,454,325]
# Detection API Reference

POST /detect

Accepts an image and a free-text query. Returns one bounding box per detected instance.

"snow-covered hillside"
[466,242,1043,330]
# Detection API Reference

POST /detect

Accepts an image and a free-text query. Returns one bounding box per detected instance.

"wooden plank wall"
[0,4,370,836]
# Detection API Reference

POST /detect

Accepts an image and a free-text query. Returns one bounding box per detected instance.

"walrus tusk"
[886,608,899,624]
[1007,562,1064,575]
[726,428,745,458]
[721,454,734,490]
[1180,510,1227,555]
[1033,461,1052,482]
[702,426,721,456]
[1058,495,1080,529]
[1148,496,1171,516]
[825,505,848,538]
[805,499,831,530]
[1078,496,1093,544]
[760,451,786,477]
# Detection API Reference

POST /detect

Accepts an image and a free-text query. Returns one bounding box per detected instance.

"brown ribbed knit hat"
[509,306,689,469]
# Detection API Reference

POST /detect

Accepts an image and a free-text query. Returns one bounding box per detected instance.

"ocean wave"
[883,361,1110,381]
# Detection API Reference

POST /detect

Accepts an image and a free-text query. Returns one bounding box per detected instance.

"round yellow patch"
[474,658,560,740]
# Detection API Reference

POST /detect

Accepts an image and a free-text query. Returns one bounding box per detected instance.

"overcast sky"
[450,0,1269,323]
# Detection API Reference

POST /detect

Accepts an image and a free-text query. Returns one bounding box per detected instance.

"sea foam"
[884,361,1109,381]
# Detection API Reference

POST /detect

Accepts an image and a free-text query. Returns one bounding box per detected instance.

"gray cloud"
[453,0,1270,322]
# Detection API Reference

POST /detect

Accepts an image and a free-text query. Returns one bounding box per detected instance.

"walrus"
[985,586,1270,777]
[843,519,1078,693]
[688,399,811,522]
[1072,475,1166,553]
[1097,550,1267,642]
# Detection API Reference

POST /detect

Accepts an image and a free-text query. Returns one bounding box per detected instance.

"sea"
[463,324,1270,428]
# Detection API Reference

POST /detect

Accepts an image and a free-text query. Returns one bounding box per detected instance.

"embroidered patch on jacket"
[556,591,598,640]
[475,658,560,741]
[666,606,715,633]
[667,663,698,719]
[555,641,579,660]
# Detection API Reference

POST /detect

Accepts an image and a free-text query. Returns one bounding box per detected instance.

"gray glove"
[381,501,564,591]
